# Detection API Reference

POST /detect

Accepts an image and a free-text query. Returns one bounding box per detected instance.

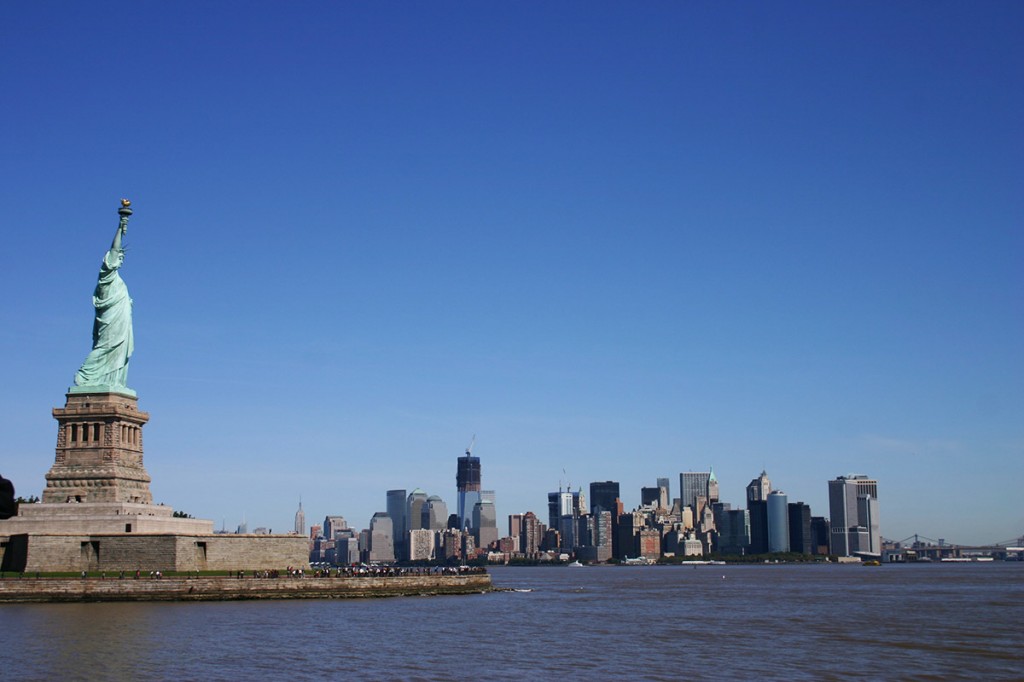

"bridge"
[882,534,1024,562]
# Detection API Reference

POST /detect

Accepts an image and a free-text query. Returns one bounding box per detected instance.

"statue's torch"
[118,198,132,234]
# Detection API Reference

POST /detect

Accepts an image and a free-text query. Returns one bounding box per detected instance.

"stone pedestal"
[45,391,153,504]
[0,390,308,573]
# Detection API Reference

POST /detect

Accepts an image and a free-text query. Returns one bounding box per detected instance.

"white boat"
[567,560,584,567]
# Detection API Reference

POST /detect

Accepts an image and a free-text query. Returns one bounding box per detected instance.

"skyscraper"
[767,490,790,553]
[788,502,812,554]
[407,489,428,533]
[323,515,347,539]
[386,489,408,560]
[368,512,394,563]
[718,509,751,555]
[640,486,662,508]
[828,475,880,556]
[746,470,771,503]
[548,490,574,529]
[473,499,498,550]
[589,481,620,514]
[294,499,305,536]
[748,500,769,554]
[707,468,719,504]
[680,471,711,512]
[656,477,671,509]
[456,442,481,531]
[423,495,449,531]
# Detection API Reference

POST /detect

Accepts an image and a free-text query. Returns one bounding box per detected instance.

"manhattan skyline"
[1,3,1021,545]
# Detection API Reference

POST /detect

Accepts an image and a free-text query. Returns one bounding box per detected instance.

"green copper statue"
[71,200,135,396]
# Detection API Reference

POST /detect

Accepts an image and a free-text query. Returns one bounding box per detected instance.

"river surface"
[2,563,1021,680]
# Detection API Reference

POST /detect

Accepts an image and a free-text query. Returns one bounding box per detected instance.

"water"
[2,563,1021,681]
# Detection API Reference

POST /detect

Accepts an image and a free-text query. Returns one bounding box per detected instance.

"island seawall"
[0,573,493,603]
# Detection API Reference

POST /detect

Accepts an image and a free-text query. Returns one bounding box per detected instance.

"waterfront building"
[748,500,769,554]
[386,489,408,560]
[788,502,812,554]
[684,531,704,557]
[638,528,662,561]
[767,490,790,553]
[810,516,830,555]
[294,500,305,536]
[828,475,880,557]
[747,470,771,503]
[718,509,751,555]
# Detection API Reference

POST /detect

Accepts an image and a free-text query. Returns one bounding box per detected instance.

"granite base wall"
[0,574,493,602]
[0,533,308,573]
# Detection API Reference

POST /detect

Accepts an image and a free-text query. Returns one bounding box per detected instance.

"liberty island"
[0,200,490,600]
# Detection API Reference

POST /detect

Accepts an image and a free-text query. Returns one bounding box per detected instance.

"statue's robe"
[74,247,133,389]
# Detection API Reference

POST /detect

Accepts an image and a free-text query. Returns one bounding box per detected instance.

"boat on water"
[567,561,584,567]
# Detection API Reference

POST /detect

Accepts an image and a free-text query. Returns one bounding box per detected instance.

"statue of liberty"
[72,200,135,396]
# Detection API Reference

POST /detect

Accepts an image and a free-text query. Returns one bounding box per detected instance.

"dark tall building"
[386,489,407,560]
[718,508,750,555]
[748,500,769,554]
[589,481,620,516]
[810,516,830,555]
[788,501,812,555]
[640,486,661,508]
[456,444,481,531]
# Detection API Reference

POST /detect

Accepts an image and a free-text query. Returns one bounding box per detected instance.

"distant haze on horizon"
[1,3,1020,546]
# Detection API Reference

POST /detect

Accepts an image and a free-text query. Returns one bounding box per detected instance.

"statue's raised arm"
[71,200,136,396]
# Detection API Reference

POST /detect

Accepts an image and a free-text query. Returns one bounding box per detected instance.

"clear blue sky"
[2,3,1021,545]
